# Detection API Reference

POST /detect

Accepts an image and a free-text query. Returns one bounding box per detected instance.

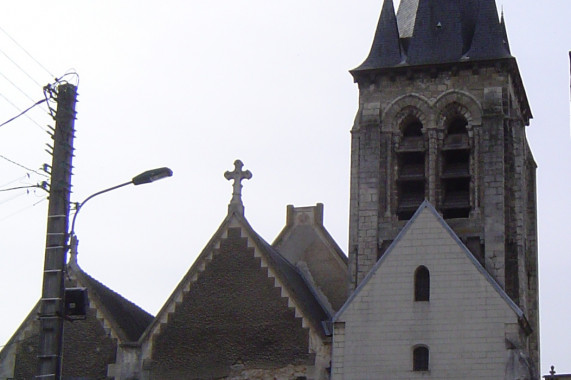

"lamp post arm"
[70,180,132,239]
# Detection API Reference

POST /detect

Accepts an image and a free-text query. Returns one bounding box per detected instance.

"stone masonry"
[347,61,539,367]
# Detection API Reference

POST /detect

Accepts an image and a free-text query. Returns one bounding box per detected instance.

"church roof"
[356,0,402,70]
[272,204,348,313]
[71,267,154,342]
[354,0,511,72]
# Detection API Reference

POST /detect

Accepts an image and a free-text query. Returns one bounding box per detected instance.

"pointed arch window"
[413,346,429,371]
[414,266,430,302]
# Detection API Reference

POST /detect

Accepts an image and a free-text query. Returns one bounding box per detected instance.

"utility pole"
[37,83,77,379]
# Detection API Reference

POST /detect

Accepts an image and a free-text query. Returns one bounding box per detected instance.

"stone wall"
[347,62,539,365]
[148,227,314,380]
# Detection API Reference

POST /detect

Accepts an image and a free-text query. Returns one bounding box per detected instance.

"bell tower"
[347,0,539,366]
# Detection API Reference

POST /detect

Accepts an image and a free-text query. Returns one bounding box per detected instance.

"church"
[0,0,540,379]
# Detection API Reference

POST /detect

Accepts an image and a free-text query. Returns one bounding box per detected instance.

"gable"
[145,216,325,379]
[333,202,527,378]
[273,204,348,312]
[0,277,120,380]
[337,201,523,322]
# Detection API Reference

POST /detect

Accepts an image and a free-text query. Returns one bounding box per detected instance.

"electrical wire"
[0,196,47,221]
[0,174,29,188]
[0,95,47,130]
[0,25,54,79]
[0,47,44,87]
[0,154,49,178]
[0,184,47,193]
[0,71,50,113]
[0,191,26,206]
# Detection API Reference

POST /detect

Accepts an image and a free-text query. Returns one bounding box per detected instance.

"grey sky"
[0,1,569,375]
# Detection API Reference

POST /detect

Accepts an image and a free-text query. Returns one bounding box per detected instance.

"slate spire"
[464,0,511,60]
[353,0,401,71]
[406,0,464,65]
[353,0,512,72]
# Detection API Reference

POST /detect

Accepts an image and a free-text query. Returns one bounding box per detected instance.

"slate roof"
[243,215,332,331]
[354,0,511,72]
[71,265,154,342]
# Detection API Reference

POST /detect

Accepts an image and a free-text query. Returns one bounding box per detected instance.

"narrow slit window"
[414,266,430,301]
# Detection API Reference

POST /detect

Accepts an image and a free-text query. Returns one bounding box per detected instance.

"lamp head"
[132,167,173,185]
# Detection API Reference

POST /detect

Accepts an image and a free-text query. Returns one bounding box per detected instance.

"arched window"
[441,115,471,219]
[413,346,429,371]
[397,117,426,220]
[414,266,430,301]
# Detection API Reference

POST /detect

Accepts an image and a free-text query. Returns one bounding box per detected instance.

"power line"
[0,95,47,130]
[0,71,49,113]
[0,184,47,193]
[0,154,49,178]
[0,47,43,87]
[0,191,26,206]
[0,196,47,221]
[0,174,29,188]
[0,25,54,79]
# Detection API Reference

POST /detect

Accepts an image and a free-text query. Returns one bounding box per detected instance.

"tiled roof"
[73,268,154,342]
[240,214,332,334]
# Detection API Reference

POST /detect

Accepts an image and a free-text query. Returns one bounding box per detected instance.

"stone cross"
[224,159,252,214]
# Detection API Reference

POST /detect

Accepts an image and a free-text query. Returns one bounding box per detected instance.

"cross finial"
[224,159,252,215]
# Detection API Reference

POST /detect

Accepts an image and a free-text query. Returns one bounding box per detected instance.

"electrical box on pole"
[37,83,77,380]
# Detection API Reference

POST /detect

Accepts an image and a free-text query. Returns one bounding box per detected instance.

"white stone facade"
[333,203,532,379]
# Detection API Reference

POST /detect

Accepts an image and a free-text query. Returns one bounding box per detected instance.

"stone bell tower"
[347,0,539,366]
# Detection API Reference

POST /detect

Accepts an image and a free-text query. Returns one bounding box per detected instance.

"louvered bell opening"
[399,136,425,151]
[397,150,425,220]
[442,178,470,218]
[398,151,425,181]
[442,133,469,150]
[442,150,470,177]
[397,181,425,220]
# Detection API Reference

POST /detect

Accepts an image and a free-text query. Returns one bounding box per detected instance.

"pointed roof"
[354,0,402,71]
[70,265,154,342]
[142,209,331,347]
[464,0,511,60]
[500,11,511,54]
[138,209,332,377]
[335,201,528,326]
[352,0,513,73]
[272,204,348,313]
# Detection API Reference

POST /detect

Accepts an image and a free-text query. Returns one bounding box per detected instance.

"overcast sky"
[0,0,569,375]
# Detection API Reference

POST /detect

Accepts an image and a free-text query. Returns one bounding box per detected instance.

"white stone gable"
[333,203,524,379]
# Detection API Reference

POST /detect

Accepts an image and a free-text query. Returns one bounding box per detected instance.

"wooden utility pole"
[37,83,77,379]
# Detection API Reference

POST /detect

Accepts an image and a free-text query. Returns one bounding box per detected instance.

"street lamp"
[53,167,172,379]
[69,167,173,244]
